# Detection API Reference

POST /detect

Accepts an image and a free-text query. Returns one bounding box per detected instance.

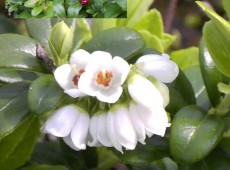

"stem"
[165,0,178,33]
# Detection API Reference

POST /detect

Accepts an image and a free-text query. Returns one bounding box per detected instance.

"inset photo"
[4,0,127,18]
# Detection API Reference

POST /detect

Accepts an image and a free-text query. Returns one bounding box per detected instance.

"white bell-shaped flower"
[42,104,79,137]
[78,51,130,103]
[88,112,112,147]
[136,53,179,83]
[54,49,91,98]
[107,105,137,153]
[42,104,90,151]
[128,74,164,108]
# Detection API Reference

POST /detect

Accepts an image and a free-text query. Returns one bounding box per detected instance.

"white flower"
[88,112,112,147]
[78,51,130,103]
[107,105,137,153]
[135,53,179,83]
[54,49,91,98]
[130,102,170,138]
[42,104,90,151]
[128,74,164,108]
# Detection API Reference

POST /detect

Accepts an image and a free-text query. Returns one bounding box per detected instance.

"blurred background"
[0,0,226,50]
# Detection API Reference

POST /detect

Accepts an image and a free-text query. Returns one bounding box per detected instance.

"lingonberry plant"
[0,0,230,169]
[5,0,127,18]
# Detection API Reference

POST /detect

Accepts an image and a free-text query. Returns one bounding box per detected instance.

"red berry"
[80,0,90,5]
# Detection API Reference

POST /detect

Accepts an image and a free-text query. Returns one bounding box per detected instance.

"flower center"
[96,68,113,87]
[72,69,85,86]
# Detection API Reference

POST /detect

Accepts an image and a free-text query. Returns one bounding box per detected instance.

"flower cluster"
[42,49,179,153]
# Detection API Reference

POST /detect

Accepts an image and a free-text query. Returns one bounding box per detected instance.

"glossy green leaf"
[31,6,44,16]
[83,27,145,60]
[171,47,199,71]
[170,105,224,164]
[103,3,123,18]
[0,116,40,170]
[0,82,30,139]
[0,34,49,73]
[166,71,196,114]
[199,38,227,107]
[22,165,69,170]
[153,157,178,170]
[24,0,38,8]
[28,74,65,115]
[113,136,170,164]
[197,2,230,76]
[67,3,82,17]
[184,66,210,110]
[0,69,39,84]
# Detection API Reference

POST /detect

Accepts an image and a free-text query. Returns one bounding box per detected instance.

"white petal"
[54,64,74,90]
[63,135,81,151]
[64,89,87,98]
[91,51,112,61]
[70,49,91,69]
[97,113,112,147]
[128,75,163,108]
[112,57,130,84]
[129,102,146,144]
[78,72,97,97]
[138,105,168,137]
[153,81,170,108]
[114,106,137,150]
[107,111,123,153]
[136,54,179,83]
[42,105,79,137]
[97,86,122,103]
[88,114,100,147]
[71,112,90,150]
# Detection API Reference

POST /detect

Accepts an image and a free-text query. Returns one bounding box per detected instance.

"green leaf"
[117,0,154,27]
[28,74,65,115]
[199,38,228,107]
[53,4,66,17]
[0,69,39,84]
[83,27,145,60]
[103,3,123,18]
[218,83,230,94]
[0,116,40,170]
[171,47,199,71]
[132,9,163,38]
[115,0,127,10]
[113,136,170,164]
[166,71,196,114]
[223,0,230,19]
[22,165,69,170]
[197,2,230,76]
[49,21,73,65]
[31,6,44,16]
[138,30,163,52]
[25,19,92,56]
[184,66,210,111]
[170,105,224,164]
[0,82,31,139]
[24,0,38,8]
[67,3,82,17]
[153,157,178,170]
[0,34,49,73]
